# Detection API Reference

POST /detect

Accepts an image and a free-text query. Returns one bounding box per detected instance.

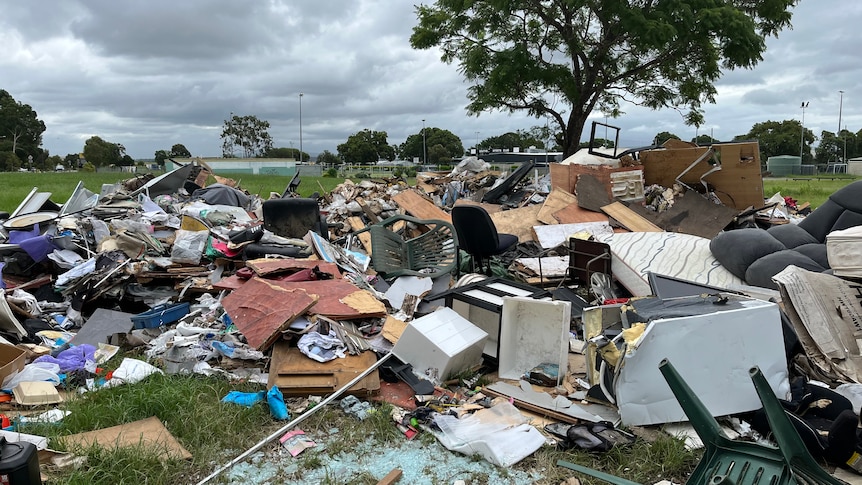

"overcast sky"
[2,1,860,159]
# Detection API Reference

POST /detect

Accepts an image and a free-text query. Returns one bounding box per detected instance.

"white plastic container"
[392,307,487,385]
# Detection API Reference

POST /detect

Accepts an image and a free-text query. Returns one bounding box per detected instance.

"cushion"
[767,224,819,249]
[745,250,826,289]
[709,229,787,280]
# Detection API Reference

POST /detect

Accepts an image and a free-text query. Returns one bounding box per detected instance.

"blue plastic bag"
[222,390,266,407]
[267,386,290,420]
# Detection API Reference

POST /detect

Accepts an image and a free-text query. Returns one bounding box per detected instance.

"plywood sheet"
[536,189,577,225]
[489,204,542,243]
[222,277,318,351]
[392,190,451,223]
[626,191,739,239]
[61,417,192,461]
[550,163,645,200]
[274,279,387,320]
[268,342,380,396]
[245,258,342,278]
[600,202,662,232]
[347,216,374,255]
[575,174,612,212]
[531,222,613,249]
[452,199,502,214]
[639,142,763,210]
[552,202,610,225]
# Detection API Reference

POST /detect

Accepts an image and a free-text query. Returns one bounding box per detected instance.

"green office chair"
[558,358,845,485]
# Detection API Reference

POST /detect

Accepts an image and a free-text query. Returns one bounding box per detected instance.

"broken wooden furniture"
[354,214,458,279]
[557,359,844,485]
[710,179,862,289]
[452,205,518,276]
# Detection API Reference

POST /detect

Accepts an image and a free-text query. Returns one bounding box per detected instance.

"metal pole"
[475,131,480,156]
[422,119,427,165]
[800,101,808,163]
[196,352,393,485]
[299,93,304,163]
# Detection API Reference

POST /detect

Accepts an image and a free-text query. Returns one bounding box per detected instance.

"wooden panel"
[392,190,451,222]
[221,277,318,351]
[600,202,663,232]
[639,142,762,210]
[536,189,578,225]
[550,163,644,200]
[347,216,374,255]
[268,342,380,396]
[489,204,542,242]
[552,202,610,225]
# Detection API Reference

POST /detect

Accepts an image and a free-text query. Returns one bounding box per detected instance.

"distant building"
[167,157,297,175]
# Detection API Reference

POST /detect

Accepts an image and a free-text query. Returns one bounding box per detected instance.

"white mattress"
[596,232,745,296]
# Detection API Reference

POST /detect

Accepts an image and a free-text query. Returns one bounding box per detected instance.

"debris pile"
[1,138,861,483]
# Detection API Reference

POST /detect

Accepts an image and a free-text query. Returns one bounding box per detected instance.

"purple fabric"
[17,235,57,262]
[7,224,40,244]
[0,262,5,290]
[34,344,97,373]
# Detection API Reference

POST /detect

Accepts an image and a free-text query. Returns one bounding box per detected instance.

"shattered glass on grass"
[225,434,541,484]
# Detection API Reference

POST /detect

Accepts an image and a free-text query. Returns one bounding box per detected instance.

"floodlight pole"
[299,93,304,163]
[800,101,808,162]
[422,119,427,164]
[475,131,480,156]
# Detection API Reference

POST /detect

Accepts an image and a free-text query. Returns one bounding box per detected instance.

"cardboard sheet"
[61,416,192,461]
[773,266,862,383]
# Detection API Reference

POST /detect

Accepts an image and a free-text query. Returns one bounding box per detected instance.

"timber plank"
[600,202,663,232]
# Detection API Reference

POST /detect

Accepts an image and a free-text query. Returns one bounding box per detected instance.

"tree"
[83,136,123,167]
[63,153,80,168]
[0,152,22,172]
[411,1,796,158]
[0,90,46,161]
[478,130,544,152]
[220,114,273,158]
[154,150,169,167]
[400,127,464,162]
[317,150,340,166]
[735,120,815,163]
[691,134,719,145]
[263,147,310,161]
[578,138,615,149]
[337,129,395,164]
[170,144,191,158]
[653,131,681,145]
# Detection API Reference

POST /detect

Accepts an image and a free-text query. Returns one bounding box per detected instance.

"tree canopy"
[83,136,124,167]
[264,147,311,161]
[411,0,797,157]
[734,120,814,163]
[479,129,545,152]
[337,129,395,164]
[316,150,340,166]
[221,114,273,158]
[814,129,860,164]
[0,89,46,161]
[170,144,191,158]
[400,127,464,162]
[653,131,681,145]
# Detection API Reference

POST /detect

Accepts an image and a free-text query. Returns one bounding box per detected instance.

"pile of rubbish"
[1,138,862,484]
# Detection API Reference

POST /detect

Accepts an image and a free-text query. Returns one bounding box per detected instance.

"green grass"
[763,176,858,209]
[0,171,358,214]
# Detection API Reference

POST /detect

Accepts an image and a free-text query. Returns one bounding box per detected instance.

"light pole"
[475,131,480,156]
[800,101,809,163]
[299,93,304,163]
[422,119,427,165]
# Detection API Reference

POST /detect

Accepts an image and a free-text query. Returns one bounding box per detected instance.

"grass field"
[0,171,857,215]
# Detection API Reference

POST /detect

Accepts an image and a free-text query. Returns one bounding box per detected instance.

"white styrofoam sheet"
[616,298,790,426]
[498,297,570,384]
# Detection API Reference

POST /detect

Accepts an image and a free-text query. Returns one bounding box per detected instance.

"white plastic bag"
[2,362,61,390]
[170,229,209,265]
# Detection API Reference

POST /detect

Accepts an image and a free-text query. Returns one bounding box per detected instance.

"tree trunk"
[562,111,588,159]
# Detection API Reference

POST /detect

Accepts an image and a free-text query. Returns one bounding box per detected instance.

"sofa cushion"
[794,243,830,269]
[709,229,787,280]
[768,223,819,249]
[745,250,826,289]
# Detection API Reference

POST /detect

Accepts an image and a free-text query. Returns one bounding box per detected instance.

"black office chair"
[262,198,327,239]
[451,205,518,276]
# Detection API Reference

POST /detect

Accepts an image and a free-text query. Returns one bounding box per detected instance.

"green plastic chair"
[358,214,458,279]
[558,358,845,485]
